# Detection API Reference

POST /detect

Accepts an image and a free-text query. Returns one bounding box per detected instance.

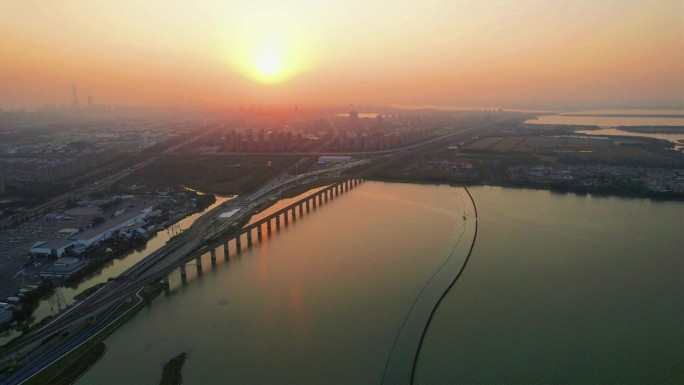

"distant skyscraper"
[71,85,79,109]
[349,110,359,128]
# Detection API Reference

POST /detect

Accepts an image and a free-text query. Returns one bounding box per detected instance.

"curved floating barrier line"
[409,185,478,384]
[380,186,479,385]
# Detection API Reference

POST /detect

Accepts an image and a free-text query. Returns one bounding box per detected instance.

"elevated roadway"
[0,161,365,383]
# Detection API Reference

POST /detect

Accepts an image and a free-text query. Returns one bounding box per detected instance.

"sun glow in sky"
[0,0,682,110]
[223,7,315,85]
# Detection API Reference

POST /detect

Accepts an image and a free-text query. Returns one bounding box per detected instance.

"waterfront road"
[0,161,365,383]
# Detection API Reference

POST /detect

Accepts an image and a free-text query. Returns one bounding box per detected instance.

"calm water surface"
[415,186,684,384]
[78,182,469,385]
[574,127,684,148]
[76,184,683,384]
[525,114,684,127]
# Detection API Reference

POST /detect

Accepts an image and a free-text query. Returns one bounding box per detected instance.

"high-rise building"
[349,110,359,129]
[71,85,79,109]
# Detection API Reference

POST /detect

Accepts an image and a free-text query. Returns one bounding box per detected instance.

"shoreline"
[365,176,684,201]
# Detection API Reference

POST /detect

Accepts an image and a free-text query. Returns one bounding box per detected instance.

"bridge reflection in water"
[164,179,364,287]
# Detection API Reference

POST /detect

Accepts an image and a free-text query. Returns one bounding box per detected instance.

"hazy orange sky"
[1,0,682,110]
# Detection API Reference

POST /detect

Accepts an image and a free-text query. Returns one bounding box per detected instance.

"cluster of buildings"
[3,148,118,184]
[419,158,478,177]
[0,187,206,308]
[0,284,45,329]
[507,164,684,192]
[221,128,310,153]
[0,114,202,187]
[213,110,461,154]
[0,303,13,328]
[30,205,154,261]
[329,112,430,151]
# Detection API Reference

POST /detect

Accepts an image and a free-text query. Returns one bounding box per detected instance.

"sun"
[222,11,315,85]
[255,50,284,78]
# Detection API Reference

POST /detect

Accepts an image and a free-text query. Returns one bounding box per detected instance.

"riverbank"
[73,181,475,384]
[0,191,224,349]
[45,342,106,385]
[18,283,166,385]
[366,174,684,201]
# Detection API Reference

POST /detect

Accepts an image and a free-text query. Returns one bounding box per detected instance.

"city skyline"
[1,0,682,111]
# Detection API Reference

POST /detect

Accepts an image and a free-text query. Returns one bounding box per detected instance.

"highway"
[16,124,221,227]
[0,159,366,384]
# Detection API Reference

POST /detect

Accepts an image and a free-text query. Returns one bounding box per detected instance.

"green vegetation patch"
[119,154,300,195]
[73,283,107,301]
[45,342,106,385]
[159,353,187,385]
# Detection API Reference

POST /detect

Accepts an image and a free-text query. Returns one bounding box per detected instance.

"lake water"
[523,109,684,147]
[524,114,684,127]
[391,104,553,113]
[414,186,684,384]
[77,183,683,384]
[573,128,684,148]
[562,109,684,116]
[78,182,471,385]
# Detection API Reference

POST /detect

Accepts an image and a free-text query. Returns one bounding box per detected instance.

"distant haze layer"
[0,0,682,110]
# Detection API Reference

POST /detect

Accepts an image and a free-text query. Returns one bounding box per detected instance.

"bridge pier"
[224,242,229,259]
[284,211,289,225]
[196,256,202,268]
[306,199,310,212]
[267,219,272,234]
[247,229,253,247]
[299,203,304,216]
[162,274,169,286]
[276,215,281,229]
[313,196,317,209]
[180,264,187,280]
[318,193,323,205]
[236,235,242,253]
[291,207,297,222]
[210,249,216,262]
[257,225,262,241]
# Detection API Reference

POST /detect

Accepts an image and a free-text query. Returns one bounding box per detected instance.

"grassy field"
[45,342,106,385]
[463,135,677,163]
[117,154,302,195]
[22,288,153,385]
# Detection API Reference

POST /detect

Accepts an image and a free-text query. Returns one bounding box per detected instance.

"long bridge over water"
[160,178,364,283]
[0,178,364,383]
